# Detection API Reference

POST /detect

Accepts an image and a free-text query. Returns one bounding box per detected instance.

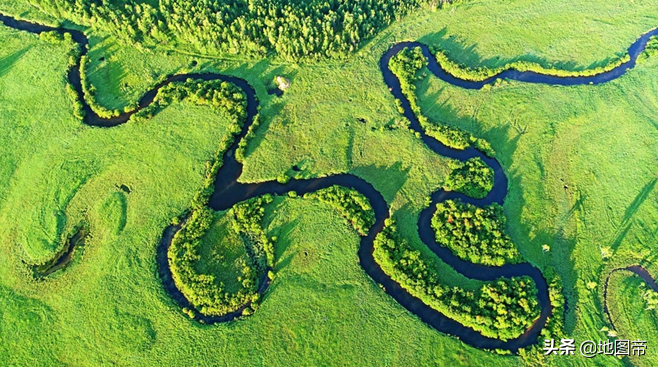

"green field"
[606,270,658,367]
[1,0,658,365]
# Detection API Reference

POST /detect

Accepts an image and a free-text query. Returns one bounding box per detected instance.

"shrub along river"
[3,12,658,352]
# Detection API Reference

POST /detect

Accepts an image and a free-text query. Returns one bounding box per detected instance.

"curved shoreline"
[603,265,658,331]
[5,11,658,352]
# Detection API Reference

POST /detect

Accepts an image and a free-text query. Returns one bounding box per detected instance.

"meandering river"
[3,12,658,352]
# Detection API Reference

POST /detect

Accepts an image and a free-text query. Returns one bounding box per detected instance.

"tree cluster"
[431,199,521,266]
[168,196,274,318]
[32,0,450,60]
[444,157,493,199]
[373,219,539,340]
[159,79,266,317]
[133,79,247,125]
[235,114,261,162]
[304,185,375,236]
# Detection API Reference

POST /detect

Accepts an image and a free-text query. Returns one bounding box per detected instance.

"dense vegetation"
[373,219,539,340]
[431,200,521,266]
[150,78,272,318]
[444,157,493,199]
[304,186,375,236]
[132,79,247,127]
[230,196,276,272]
[80,55,139,118]
[28,0,452,60]
[389,46,495,156]
[168,196,274,318]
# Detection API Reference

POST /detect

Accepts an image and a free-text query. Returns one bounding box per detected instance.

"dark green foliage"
[304,186,375,236]
[168,196,274,317]
[389,46,495,157]
[444,157,493,199]
[133,79,247,126]
[421,121,495,157]
[373,219,539,340]
[157,78,266,317]
[231,195,276,269]
[541,269,566,340]
[65,83,85,120]
[431,200,521,266]
[38,30,64,43]
[30,0,451,60]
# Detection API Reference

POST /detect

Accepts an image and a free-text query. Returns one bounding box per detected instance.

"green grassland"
[0,0,658,365]
[606,270,658,367]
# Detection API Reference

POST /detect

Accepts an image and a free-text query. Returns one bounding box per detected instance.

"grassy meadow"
[606,270,658,367]
[0,0,658,365]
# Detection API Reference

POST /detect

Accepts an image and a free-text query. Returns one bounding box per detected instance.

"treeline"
[235,114,261,162]
[431,45,631,82]
[373,219,539,340]
[389,46,495,157]
[304,185,375,236]
[169,207,257,317]
[444,157,493,199]
[169,196,274,317]
[431,199,521,266]
[31,0,450,60]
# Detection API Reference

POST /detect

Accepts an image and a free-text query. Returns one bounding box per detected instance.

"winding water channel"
[3,12,658,352]
[603,265,658,331]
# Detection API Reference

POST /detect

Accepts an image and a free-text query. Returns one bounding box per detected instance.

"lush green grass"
[1,0,658,364]
[606,270,658,367]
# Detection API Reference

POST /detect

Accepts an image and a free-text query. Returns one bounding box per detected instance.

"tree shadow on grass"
[0,46,30,79]
[416,81,523,166]
[262,198,301,274]
[608,176,657,251]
